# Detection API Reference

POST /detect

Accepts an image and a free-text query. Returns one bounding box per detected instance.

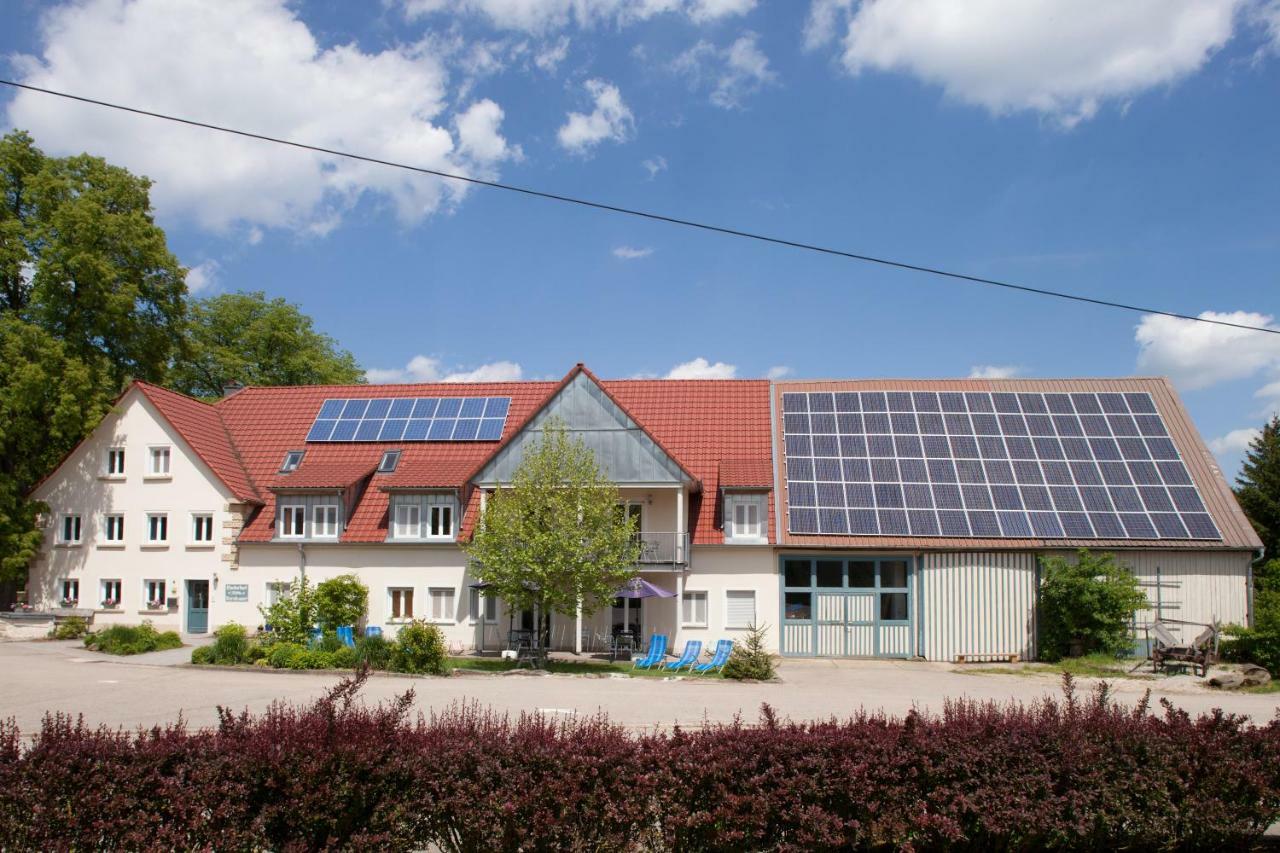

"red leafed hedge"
[1,672,1278,851]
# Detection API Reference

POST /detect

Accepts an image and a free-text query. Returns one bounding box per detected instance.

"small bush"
[1039,549,1148,661]
[49,616,88,640]
[257,576,315,645]
[722,623,777,680]
[316,630,343,653]
[190,646,214,665]
[1223,587,1280,674]
[331,646,358,669]
[268,642,306,669]
[83,622,183,656]
[205,623,249,665]
[314,574,368,633]
[246,643,268,663]
[390,620,448,675]
[354,634,393,670]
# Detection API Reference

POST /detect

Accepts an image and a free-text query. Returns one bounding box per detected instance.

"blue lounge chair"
[336,626,356,647]
[364,626,383,639]
[693,639,734,675]
[665,640,702,671]
[632,634,668,669]
[307,626,323,647]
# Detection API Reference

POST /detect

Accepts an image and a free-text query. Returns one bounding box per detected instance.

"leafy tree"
[168,291,363,399]
[465,420,641,662]
[2,130,185,386]
[1038,550,1149,661]
[1235,416,1280,591]
[258,575,317,645]
[314,573,368,632]
[0,316,110,580]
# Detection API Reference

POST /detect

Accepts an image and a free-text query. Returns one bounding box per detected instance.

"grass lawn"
[963,653,1154,680]
[447,656,722,679]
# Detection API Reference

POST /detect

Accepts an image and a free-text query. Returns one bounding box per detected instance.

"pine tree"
[1236,416,1280,590]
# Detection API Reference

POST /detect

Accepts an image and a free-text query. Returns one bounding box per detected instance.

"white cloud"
[765,365,794,379]
[672,32,777,108]
[1209,427,1261,455]
[805,0,1253,127]
[366,355,524,384]
[641,155,668,179]
[184,260,219,295]
[1134,311,1280,390]
[1256,380,1280,403]
[968,364,1023,379]
[7,0,517,236]
[400,0,753,32]
[534,36,571,72]
[557,79,634,153]
[665,357,738,379]
[455,99,523,164]
[612,245,653,259]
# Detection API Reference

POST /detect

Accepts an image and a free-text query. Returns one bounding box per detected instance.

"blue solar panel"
[307,397,512,443]
[780,390,1220,540]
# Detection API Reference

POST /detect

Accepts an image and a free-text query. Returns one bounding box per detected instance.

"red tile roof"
[135,382,261,504]
[270,460,376,491]
[719,459,775,489]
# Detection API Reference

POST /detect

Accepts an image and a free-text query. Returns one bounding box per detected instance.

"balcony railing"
[635,532,689,566]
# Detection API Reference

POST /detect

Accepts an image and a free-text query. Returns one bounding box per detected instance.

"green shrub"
[1223,588,1280,674]
[287,650,336,670]
[316,630,343,653]
[1038,550,1149,662]
[331,646,358,669]
[246,643,268,663]
[268,642,306,669]
[258,576,315,645]
[191,646,214,665]
[390,621,448,675]
[314,574,368,632]
[206,623,249,665]
[84,622,183,656]
[722,624,778,680]
[49,616,88,640]
[355,634,394,670]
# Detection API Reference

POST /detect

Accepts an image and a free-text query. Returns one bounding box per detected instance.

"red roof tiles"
[719,459,775,489]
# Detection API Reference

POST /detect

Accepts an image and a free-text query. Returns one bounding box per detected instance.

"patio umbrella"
[614,577,675,598]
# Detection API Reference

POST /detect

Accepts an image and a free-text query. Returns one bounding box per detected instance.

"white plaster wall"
[673,546,780,651]
[28,390,236,632]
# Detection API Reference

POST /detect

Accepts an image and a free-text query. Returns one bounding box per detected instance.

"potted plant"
[101,598,120,609]
[10,603,32,612]
[147,598,166,610]
[60,597,78,608]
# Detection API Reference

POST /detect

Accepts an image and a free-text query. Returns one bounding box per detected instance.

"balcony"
[636,532,688,567]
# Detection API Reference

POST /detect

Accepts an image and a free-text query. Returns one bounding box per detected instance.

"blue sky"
[2,0,1278,476]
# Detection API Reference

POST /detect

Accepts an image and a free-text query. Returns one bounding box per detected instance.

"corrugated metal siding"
[921,552,1038,662]
[783,623,812,655]
[1044,549,1251,643]
[880,624,912,656]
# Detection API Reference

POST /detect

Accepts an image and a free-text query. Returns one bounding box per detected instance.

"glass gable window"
[106,448,126,476]
[59,514,83,545]
[148,446,171,476]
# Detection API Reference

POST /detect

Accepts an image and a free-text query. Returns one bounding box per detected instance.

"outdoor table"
[610,631,637,662]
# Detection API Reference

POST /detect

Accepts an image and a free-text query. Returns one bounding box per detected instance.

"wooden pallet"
[954,653,1019,664]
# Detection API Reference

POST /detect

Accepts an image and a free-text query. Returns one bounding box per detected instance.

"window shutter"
[726,590,755,627]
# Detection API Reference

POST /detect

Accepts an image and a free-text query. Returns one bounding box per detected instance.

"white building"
[26,365,1261,659]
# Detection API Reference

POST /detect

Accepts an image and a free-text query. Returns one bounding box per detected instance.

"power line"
[2,77,1275,337]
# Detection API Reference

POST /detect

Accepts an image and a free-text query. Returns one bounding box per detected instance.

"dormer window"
[280,450,304,473]
[724,493,767,544]
[378,450,402,474]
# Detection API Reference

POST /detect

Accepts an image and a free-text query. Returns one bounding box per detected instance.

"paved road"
[1,640,1277,734]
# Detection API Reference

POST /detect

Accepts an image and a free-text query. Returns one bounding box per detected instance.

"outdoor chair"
[632,634,668,669]
[364,626,383,639]
[336,626,356,647]
[693,639,734,675]
[307,626,323,647]
[665,639,702,671]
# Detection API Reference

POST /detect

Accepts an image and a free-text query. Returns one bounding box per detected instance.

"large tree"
[0,316,110,580]
[168,291,363,399]
[464,421,641,662]
[1236,416,1280,590]
[2,130,186,386]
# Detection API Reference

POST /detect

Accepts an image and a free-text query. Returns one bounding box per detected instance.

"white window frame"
[100,579,122,608]
[388,586,415,621]
[105,447,126,477]
[725,589,756,629]
[724,493,767,543]
[426,496,456,541]
[278,504,306,539]
[392,502,421,540]
[103,514,125,544]
[266,581,291,607]
[191,513,215,544]
[60,578,80,605]
[143,579,167,609]
[378,450,401,473]
[312,503,339,539]
[58,513,83,545]
[681,590,708,628]
[145,512,169,544]
[469,587,497,624]
[428,586,455,623]
[146,445,171,477]
[280,450,304,473]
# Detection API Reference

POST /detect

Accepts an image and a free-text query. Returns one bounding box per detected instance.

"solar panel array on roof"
[781,390,1221,541]
[306,397,511,443]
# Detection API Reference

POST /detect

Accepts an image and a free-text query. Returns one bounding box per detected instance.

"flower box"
[100,599,120,609]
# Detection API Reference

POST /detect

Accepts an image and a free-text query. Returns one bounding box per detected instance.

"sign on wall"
[224,584,249,602]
